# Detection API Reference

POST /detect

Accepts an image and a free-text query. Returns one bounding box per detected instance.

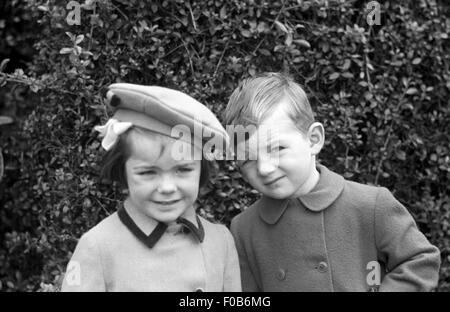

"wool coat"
[230,165,441,292]
[61,211,241,292]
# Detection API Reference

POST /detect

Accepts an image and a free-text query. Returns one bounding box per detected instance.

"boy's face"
[125,131,201,223]
[236,102,322,199]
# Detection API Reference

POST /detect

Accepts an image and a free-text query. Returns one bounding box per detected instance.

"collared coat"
[230,165,441,292]
[61,212,241,292]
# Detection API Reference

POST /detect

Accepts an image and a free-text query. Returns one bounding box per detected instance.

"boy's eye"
[270,145,286,152]
[177,167,194,174]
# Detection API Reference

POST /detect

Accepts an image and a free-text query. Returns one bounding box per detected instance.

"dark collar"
[176,215,205,243]
[118,206,205,248]
[258,164,345,225]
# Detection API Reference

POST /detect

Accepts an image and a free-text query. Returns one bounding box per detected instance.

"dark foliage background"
[0,0,448,291]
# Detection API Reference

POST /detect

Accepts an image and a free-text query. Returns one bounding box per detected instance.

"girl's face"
[124,129,201,224]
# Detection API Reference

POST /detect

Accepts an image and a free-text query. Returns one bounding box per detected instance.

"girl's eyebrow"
[133,165,157,170]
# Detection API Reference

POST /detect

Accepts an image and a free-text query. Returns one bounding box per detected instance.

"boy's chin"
[259,187,293,200]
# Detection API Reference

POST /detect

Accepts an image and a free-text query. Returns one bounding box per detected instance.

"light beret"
[105,83,229,157]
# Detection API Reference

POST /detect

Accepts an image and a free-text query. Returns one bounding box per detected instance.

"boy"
[224,72,440,292]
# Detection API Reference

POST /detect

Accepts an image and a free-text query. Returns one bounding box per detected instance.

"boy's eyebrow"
[266,133,281,143]
[256,131,281,149]
[175,161,196,166]
[235,144,258,161]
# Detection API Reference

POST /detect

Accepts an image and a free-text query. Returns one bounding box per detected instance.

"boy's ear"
[236,164,250,182]
[307,122,325,155]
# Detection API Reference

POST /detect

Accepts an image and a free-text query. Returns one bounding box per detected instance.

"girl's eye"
[139,170,157,175]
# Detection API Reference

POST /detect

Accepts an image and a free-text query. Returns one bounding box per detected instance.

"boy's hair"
[99,127,211,189]
[224,72,315,133]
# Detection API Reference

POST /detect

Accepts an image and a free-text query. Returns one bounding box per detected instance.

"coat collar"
[258,164,345,224]
[118,205,205,248]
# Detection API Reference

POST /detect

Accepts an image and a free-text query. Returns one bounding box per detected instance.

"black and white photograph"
[0,0,449,298]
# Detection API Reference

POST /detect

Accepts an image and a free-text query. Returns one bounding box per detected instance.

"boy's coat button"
[317,261,328,273]
[276,268,286,280]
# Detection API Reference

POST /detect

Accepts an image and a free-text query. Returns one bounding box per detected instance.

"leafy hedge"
[0,0,449,291]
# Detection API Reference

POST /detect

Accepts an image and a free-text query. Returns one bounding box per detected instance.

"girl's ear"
[307,122,325,155]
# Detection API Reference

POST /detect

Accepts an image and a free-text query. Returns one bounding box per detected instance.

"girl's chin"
[143,203,195,223]
[150,208,194,223]
[150,211,183,223]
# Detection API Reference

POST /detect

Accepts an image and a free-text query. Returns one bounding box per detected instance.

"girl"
[61,83,241,292]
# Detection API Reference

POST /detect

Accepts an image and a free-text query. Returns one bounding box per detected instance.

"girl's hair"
[99,127,211,189]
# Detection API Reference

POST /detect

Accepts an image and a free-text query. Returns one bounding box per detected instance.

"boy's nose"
[257,158,277,177]
[157,176,177,194]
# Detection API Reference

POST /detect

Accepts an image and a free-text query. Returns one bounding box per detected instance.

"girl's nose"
[157,176,177,194]
[257,157,277,177]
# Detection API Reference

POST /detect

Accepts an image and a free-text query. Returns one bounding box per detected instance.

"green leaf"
[0,58,9,72]
[241,30,251,38]
[391,60,403,67]
[342,72,354,79]
[396,150,406,161]
[65,32,75,41]
[257,22,267,33]
[75,35,85,44]
[274,20,288,33]
[0,116,14,126]
[285,33,293,46]
[220,6,227,19]
[294,39,310,49]
[406,88,418,95]
[59,48,73,54]
[342,59,351,71]
[259,49,271,56]
[329,72,340,80]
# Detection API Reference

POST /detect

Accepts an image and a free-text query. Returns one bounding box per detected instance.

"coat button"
[276,268,286,281]
[317,261,328,273]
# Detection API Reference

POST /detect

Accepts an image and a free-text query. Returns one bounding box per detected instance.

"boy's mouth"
[152,199,182,205]
[264,176,285,186]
